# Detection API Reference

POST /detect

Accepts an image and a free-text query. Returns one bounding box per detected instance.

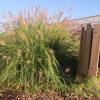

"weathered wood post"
[77,26,85,78]
[77,24,100,79]
[77,24,93,78]
[88,24,100,77]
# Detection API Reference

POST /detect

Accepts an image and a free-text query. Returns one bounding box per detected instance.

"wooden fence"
[77,24,100,78]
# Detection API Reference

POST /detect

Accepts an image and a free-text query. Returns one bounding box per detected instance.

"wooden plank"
[77,24,93,78]
[77,27,85,75]
[89,24,100,76]
[82,24,93,77]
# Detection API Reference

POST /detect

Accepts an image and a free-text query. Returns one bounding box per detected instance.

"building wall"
[72,15,100,34]
[73,15,100,25]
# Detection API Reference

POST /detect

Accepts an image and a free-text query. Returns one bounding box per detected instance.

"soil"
[0,90,100,100]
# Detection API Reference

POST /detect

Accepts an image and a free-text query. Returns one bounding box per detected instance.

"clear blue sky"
[0,0,100,19]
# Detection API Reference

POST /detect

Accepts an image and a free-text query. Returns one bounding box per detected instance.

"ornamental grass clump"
[0,7,80,94]
[0,9,67,93]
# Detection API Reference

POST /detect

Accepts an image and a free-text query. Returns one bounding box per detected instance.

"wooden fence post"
[89,24,100,76]
[77,24,93,78]
[77,27,85,77]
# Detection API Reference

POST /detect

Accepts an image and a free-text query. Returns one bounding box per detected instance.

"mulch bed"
[0,90,100,100]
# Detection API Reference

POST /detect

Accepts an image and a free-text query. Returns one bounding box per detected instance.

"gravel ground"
[0,90,100,100]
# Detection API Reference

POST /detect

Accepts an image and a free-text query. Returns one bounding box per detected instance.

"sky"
[0,0,100,19]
